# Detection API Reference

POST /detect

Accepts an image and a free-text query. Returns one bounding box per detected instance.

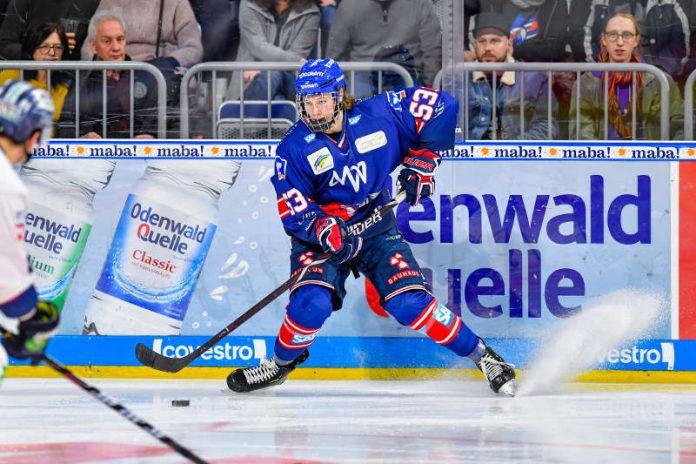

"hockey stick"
[135,191,406,373]
[40,354,209,464]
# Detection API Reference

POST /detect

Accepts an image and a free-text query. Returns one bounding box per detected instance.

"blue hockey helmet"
[295,58,346,132]
[0,79,54,148]
[295,57,345,95]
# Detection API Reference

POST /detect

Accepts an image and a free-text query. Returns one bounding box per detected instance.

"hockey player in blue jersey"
[227,58,517,396]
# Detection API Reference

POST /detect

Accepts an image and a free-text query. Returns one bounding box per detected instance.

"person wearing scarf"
[570,12,683,140]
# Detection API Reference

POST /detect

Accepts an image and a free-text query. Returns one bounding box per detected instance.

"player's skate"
[475,341,517,396]
[227,350,309,393]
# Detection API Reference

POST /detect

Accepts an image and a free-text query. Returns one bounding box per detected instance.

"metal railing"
[0,61,168,138]
[179,61,414,138]
[685,68,696,140]
[434,62,671,140]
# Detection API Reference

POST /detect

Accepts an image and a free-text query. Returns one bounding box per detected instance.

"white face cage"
[296,90,344,133]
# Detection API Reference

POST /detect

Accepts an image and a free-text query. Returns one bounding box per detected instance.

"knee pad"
[385,292,462,345]
[384,290,433,326]
[278,286,333,350]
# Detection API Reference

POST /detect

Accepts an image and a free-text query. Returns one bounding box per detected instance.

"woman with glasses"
[570,12,683,140]
[0,22,71,122]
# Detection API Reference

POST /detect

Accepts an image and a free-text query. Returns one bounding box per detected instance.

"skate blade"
[497,379,517,397]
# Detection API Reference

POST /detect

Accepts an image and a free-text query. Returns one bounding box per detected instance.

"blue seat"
[217,100,297,139]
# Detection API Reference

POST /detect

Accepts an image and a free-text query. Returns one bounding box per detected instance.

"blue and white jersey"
[272,86,459,245]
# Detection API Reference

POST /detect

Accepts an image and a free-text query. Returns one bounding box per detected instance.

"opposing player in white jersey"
[0,80,60,376]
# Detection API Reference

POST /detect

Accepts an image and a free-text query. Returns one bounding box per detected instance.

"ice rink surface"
[1,377,696,464]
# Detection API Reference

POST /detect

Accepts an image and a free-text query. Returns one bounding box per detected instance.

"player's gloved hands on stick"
[315,216,362,263]
[2,301,60,362]
[398,148,441,206]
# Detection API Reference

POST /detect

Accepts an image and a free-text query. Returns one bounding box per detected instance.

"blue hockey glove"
[2,301,60,362]
[397,148,442,206]
[315,216,363,264]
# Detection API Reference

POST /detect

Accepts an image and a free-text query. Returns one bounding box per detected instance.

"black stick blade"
[135,342,185,373]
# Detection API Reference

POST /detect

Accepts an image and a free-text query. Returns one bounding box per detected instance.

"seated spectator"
[57,11,156,139]
[0,21,71,122]
[472,0,575,138]
[225,0,319,101]
[82,0,201,110]
[570,13,684,140]
[81,0,203,70]
[0,0,99,60]
[581,0,692,85]
[327,0,441,98]
[466,12,558,140]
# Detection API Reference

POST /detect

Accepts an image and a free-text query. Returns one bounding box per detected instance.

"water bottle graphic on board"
[83,159,242,335]
[21,159,117,311]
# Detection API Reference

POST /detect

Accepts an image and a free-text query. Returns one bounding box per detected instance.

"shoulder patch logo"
[355,131,387,154]
[307,147,334,175]
[275,157,287,180]
[387,90,405,110]
[304,133,316,143]
[348,114,362,125]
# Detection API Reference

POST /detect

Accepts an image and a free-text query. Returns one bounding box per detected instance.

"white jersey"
[0,150,35,316]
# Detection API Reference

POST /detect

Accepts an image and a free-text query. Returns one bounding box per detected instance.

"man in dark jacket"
[57,10,156,138]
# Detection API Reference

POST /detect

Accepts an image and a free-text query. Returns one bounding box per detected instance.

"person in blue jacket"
[227,58,517,396]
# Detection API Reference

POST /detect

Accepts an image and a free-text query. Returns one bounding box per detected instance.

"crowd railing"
[434,62,671,140]
[179,61,414,138]
[0,61,168,139]
[684,68,696,140]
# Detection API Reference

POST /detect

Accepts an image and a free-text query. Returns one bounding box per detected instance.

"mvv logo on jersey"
[330,161,367,192]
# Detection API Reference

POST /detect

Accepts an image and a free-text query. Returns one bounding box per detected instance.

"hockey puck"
[171,400,190,407]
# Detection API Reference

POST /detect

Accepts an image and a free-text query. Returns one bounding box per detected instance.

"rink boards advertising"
[12,140,696,377]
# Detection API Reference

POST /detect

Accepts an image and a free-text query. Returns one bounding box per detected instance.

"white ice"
[1,377,696,463]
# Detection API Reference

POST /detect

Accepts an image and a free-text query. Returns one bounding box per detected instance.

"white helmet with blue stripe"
[0,80,54,152]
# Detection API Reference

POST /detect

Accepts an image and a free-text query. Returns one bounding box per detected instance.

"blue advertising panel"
[14,140,689,372]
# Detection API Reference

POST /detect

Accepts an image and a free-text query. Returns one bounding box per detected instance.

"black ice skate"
[475,342,517,397]
[227,350,309,393]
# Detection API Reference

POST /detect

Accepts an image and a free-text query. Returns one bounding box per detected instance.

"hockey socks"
[385,292,478,357]
[274,286,333,363]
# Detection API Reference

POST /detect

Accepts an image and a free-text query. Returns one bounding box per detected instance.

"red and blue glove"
[397,148,441,206]
[315,216,362,264]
